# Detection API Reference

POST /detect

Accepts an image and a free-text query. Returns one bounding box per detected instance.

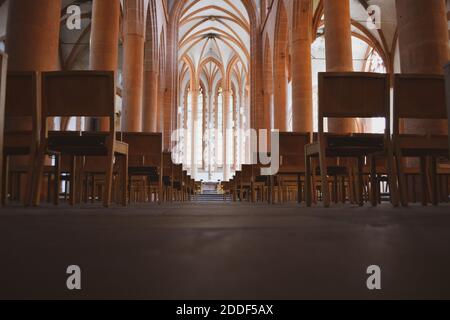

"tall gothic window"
[217,88,224,167]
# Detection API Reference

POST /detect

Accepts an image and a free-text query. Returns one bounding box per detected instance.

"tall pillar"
[396,0,449,135]
[291,0,313,133]
[323,0,355,133]
[90,0,120,131]
[190,89,199,180]
[223,89,232,181]
[157,72,165,133]
[6,0,61,72]
[274,53,288,131]
[6,0,61,132]
[143,71,158,132]
[122,0,145,132]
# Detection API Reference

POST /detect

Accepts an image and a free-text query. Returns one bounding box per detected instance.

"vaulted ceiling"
[178,0,250,92]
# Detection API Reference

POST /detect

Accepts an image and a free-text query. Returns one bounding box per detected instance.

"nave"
[1,0,450,300]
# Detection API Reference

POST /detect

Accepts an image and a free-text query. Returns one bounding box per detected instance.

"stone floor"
[1,202,450,300]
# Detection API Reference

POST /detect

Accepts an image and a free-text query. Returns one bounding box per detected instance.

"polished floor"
[1,202,450,300]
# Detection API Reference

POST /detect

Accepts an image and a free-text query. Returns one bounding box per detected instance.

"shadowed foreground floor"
[1,203,450,300]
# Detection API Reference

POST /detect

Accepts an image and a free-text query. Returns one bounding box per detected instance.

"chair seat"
[3,146,31,156]
[395,135,448,157]
[326,135,385,157]
[315,166,348,176]
[48,134,106,155]
[163,176,171,187]
[173,181,182,190]
[129,166,159,182]
[47,134,126,157]
[3,131,34,156]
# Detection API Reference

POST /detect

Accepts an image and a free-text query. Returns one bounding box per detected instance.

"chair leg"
[386,145,399,207]
[395,147,408,207]
[32,146,47,207]
[54,155,60,206]
[121,155,128,206]
[319,146,330,208]
[430,156,438,206]
[103,153,114,208]
[369,156,377,207]
[69,156,77,206]
[420,156,428,206]
[2,156,9,206]
[305,154,312,207]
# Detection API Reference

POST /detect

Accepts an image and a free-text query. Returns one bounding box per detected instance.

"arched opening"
[171,0,254,181]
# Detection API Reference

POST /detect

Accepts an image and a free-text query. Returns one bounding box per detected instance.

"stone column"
[396,0,449,135]
[190,89,199,180]
[6,0,61,72]
[222,90,232,181]
[90,0,120,131]
[143,70,159,132]
[323,0,355,133]
[274,52,288,131]
[291,0,313,133]
[122,0,145,132]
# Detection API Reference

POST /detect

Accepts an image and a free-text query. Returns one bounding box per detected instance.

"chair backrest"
[394,74,447,135]
[444,63,450,156]
[0,53,6,126]
[163,152,173,177]
[0,53,7,200]
[42,71,115,131]
[241,165,253,183]
[5,71,39,120]
[173,164,183,181]
[318,72,390,134]
[119,132,162,155]
[279,132,310,171]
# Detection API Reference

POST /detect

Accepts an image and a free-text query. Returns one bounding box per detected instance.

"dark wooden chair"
[163,152,174,202]
[276,132,310,204]
[0,53,6,205]
[445,63,450,160]
[393,74,449,206]
[33,71,128,207]
[2,71,40,206]
[172,163,184,201]
[239,165,253,202]
[118,132,163,203]
[305,72,398,207]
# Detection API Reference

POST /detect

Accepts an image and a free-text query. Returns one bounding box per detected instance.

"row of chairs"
[226,73,450,207]
[0,60,197,207]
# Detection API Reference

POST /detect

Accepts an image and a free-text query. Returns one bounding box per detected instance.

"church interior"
[0,0,450,300]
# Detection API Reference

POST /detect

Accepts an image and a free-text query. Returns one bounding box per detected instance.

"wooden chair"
[239,165,254,202]
[393,74,449,206]
[118,132,163,204]
[0,53,6,205]
[305,72,398,207]
[163,152,174,202]
[172,164,184,201]
[275,132,310,204]
[444,63,450,161]
[33,71,128,207]
[2,71,40,206]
